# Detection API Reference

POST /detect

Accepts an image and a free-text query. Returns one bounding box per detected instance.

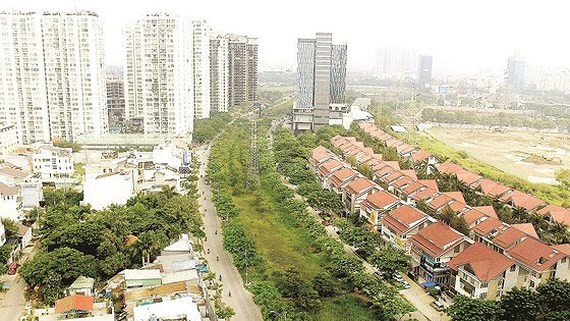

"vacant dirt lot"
[426,127,570,185]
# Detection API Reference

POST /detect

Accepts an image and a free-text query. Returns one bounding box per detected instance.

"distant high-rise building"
[124,13,193,136]
[210,33,230,113]
[507,50,525,95]
[0,11,108,144]
[228,34,258,106]
[417,55,433,87]
[375,48,419,76]
[192,20,211,119]
[106,66,125,133]
[293,32,347,132]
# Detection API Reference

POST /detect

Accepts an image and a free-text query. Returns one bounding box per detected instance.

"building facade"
[209,34,229,113]
[106,66,125,133]
[293,33,347,132]
[0,124,18,158]
[375,47,419,77]
[124,13,193,136]
[192,20,211,119]
[0,11,108,144]
[507,50,525,95]
[228,34,258,107]
[417,55,433,88]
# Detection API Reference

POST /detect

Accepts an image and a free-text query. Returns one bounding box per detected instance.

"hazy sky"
[3,0,570,74]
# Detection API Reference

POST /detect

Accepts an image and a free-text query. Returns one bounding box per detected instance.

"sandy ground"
[426,127,570,185]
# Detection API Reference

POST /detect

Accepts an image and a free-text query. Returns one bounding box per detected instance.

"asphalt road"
[196,144,263,321]
[0,274,27,321]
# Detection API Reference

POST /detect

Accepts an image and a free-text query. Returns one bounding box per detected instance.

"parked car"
[373,271,385,280]
[7,262,19,275]
[400,280,410,289]
[430,300,446,311]
[393,274,404,282]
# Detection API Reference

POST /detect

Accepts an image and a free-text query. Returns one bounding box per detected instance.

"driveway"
[196,144,263,321]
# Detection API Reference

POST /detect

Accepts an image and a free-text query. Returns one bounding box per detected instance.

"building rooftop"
[54,295,94,314]
[448,243,514,282]
[318,159,343,176]
[511,223,539,239]
[362,191,400,210]
[507,237,567,272]
[437,161,464,175]
[411,221,465,258]
[69,276,95,290]
[382,205,429,235]
[344,177,375,195]
[0,182,19,196]
[124,269,162,280]
[410,150,432,163]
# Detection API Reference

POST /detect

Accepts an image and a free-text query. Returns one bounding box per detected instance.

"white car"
[401,280,410,289]
[393,274,404,282]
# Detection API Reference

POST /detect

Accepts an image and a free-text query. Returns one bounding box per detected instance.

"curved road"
[195,144,263,321]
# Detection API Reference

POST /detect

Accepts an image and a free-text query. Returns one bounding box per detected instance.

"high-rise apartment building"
[228,34,258,107]
[293,32,347,132]
[124,13,193,136]
[106,66,125,133]
[210,33,229,113]
[417,55,433,88]
[0,11,108,144]
[507,50,525,95]
[192,20,211,119]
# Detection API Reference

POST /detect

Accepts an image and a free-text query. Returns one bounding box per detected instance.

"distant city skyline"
[4,0,570,75]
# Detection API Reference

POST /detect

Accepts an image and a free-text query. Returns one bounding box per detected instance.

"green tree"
[312,272,338,297]
[499,287,539,321]
[536,279,570,317]
[368,246,411,278]
[448,295,503,321]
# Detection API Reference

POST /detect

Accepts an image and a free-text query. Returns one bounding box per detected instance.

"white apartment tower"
[124,13,193,136]
[209,33,229,113]
[192,20,211,119]
[0,11,108,144]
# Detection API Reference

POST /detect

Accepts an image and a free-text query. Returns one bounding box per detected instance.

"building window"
[510,265,516,272]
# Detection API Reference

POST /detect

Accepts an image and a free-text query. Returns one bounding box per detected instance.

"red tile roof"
[437,161,464,174]
[0,182,19,196]
[382,205,429,235]
[411,221,465,258]
[392,176,414,189]
[401,180,424,195]
[471,206,498,219]
[427,194,453,210]
[463,208,489,226]
[401,170,418,180]
[318,159,343,177]
[472,217,505,236]
[549,211,570,227]
[344,177,376,195]
[536,204,570,226]
[444,192,466,204]
[507,237,568,272]
[362,191,400,210]
[310,146,331,165]
[455,170,483,186]
[55,295,94,314]
[396,144,416,155]
[551,244,570,255]
[0,167,29,179]
[502,191,546,212]
[448,201,468,213]
[374,166,397,180]
[418,180,439,191]
[410,150,432,162]
[448,243,514,282]
[511,223,539,239]
[383,171,405,183]
[330,168,358,188]
[493,226,528,250]
[475,179,511,197]
[410,187,439,201]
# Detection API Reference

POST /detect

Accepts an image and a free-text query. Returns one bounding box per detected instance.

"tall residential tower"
[192,20,211,119]
[228,34,258,107]
[210,33,230,113]
[124,13,193,136]
[417,55,433,88]
[506,50,525,95]
[0,11,108,144]
[293,32,347,132]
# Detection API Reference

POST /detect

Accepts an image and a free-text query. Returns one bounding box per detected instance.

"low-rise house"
[154,254,200,285]
[32,144,74,181]
[408,187,439,207]
[380,205,435,249]
[152,140,190,173]
[462,207,498,229]
[455,170,484,187]
[511,223,539,239]
[359,191,402,228]
[409,149,437,167]
[124,269,162,289]
[35,295,114,321]
[329,168,359,194]
[67,276,95,297]
[20,181,44,209]
[499,190,546,213]
[317,159,343,186]
[536,204,570,228]
[472,178,511,198]
[399,179,438,203]
[0,182,21,220]
[0,166,30,185]
[309,146,334,169]
[161,234,195,256]
[409,221,471,284]
[448,243,521,300]
[506,237,570,287]
[15,222,32,249]
[425,192,467,214]
[342,177,379,213]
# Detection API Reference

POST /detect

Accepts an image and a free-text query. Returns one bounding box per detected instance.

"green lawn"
[232,192,325,281]
[315,295,379,321]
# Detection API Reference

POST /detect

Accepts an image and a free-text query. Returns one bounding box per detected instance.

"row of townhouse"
[360,121,570,229]
[309,142,570,302]
[438,161,570,228]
